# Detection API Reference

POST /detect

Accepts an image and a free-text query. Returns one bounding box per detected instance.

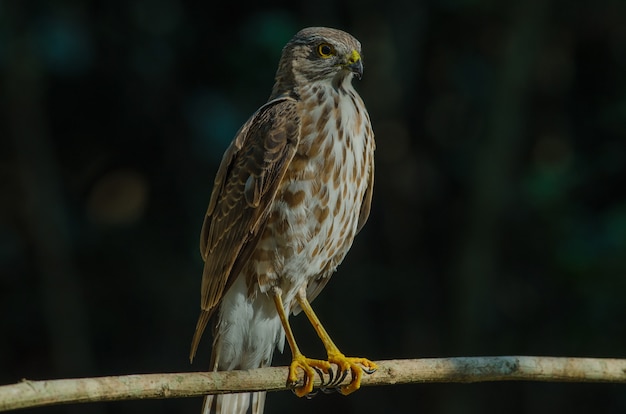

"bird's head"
[272,27,364,96]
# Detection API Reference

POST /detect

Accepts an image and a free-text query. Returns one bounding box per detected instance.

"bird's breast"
[247,85,373,294]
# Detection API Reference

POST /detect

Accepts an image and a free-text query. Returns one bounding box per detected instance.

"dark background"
[2,0,625,413]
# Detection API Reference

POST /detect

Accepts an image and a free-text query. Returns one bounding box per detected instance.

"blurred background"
[1,0,625,413]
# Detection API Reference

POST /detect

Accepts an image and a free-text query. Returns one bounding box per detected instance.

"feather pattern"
[191,27,375,414]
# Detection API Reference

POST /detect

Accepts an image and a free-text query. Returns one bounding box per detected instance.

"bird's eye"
[317,43,335,58]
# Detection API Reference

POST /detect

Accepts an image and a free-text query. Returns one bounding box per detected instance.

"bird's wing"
[190,97,300,361]
[356,139,375,234]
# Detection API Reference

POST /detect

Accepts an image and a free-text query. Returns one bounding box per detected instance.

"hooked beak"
[345,49,363,80]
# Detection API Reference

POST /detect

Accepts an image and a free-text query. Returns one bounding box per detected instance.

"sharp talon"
[291,386,317,399]
[305,390,318,399]
[313,366,326,386]
[323,356,377,396]
[325,364,335,385]
[286,373,302,388]
[287,378,301,389]
[362,366,377,375]
[326,365,348,387]
[333,368,349,387]
[320,386,337,394]
[286,352,376,397]
[288,355,332,397]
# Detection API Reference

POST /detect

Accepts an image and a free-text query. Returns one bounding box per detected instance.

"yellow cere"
[348,49,361,65]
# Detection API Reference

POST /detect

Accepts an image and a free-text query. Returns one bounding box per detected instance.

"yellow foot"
[327,353,378,395]
[288,354,332,397]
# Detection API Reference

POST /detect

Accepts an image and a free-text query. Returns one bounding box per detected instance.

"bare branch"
[1,357,625,412]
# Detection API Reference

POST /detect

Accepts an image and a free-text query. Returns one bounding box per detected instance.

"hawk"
[190,26,376,414]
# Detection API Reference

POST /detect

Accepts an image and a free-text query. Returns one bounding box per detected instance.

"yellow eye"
[317,43,335,58]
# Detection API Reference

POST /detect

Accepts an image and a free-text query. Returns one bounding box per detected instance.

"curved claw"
[320,386,337,394]
[313,366,327,386]
[288,355,332,397]
[362,365,378,375]
[304,390,318,400]
[327,354,378,395]
[328,366,349,388]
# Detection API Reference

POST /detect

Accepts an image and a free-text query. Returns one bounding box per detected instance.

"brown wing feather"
[356,147,375,234]
[190,97,300,361]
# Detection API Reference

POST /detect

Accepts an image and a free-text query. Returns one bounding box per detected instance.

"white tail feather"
[198,272,282,413]
[201,392,266,414]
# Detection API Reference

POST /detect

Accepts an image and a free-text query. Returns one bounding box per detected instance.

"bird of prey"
[190,26,376,414]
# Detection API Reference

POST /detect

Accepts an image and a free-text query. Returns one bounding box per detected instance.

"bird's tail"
[194,311,278,413]
[199,338,269,414]
[193,277,282,414]
[201,392,266,414]
[193,312,266,413]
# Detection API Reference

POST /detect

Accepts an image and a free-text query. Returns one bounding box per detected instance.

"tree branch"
[2,357,625,411]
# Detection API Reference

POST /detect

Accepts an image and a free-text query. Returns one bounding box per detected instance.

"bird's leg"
[272,288,332,397]
[295,287,377,395]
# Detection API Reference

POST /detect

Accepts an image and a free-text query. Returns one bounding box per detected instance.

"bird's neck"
[270,75,355,102]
